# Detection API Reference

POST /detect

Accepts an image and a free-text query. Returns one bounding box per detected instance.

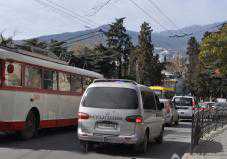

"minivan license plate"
[97,122,117,129]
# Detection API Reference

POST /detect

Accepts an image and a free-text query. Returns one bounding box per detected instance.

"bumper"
[78,132,141,144]
[178,115,192,119]
[164,114,172,124]
[0,121,25,131]
[177,110,192,119]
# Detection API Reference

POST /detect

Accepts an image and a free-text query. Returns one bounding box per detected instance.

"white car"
[78,79,164,153]
[162,100,179,126]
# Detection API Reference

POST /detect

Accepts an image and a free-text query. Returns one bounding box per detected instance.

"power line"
[44,0,98,27]
[63,29,104,42]
[128,0,169,31]
[87,0,113,17]
[67,32,103,46]
[169,23,224,38]
[33,0,96,29]
[146,0,179,30]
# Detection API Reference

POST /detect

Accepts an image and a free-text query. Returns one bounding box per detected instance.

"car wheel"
[80,141,92,153]
[175,116,179,125]
[155,126,164,144]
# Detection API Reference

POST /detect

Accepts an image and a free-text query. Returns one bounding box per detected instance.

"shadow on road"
[91,140,190,159]
[193,139,223,154]
[0,122,192,158]
[0,127,82,153]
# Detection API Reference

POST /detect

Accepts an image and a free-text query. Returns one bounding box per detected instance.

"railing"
[191,108,225,152]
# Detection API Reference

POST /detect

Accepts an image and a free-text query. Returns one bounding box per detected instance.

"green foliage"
[0,34,13,47]
[199,24,227,77]
[23,38,47,49]
[48,39,72,61]
[186,24,227,97]
[185,36,200,95]
[130,22,164,85]
[105,18,133,78]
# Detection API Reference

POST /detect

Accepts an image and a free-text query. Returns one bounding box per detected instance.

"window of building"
[59,72,70,91]
[25,65,42,89]
[82,77,93,91]
[142,91,157,110]
[71,74,82,93]
[43,70,57,90]
[4,62,22,87]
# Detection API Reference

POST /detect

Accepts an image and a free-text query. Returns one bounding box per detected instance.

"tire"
[80,141,92,153]
[175,117,179,125]
[134,132,148,154]
[20,111,38,140]
[155,126,164,144]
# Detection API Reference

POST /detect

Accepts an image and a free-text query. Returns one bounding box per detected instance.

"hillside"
[36,21,225,54]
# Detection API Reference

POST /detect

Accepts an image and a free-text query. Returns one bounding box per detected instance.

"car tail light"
[126,115,143,123]
[78,112,89,120]
[192,101,196,110]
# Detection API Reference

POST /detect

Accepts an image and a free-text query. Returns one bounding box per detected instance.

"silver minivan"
[172,96,196,119]
[77,79,164,153]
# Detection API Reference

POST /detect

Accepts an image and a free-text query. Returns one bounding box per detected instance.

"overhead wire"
[86,0,113,17]
[33,0,97,29]
[128,0,169,31]
[43,0,99,27]
[146,0,179,30]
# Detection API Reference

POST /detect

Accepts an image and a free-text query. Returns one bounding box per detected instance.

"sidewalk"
[183,125,227,159]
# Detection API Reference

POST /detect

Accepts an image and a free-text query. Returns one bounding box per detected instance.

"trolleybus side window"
[83,77,93,91]
[0,61,2,85]
[25,65,42,89]
[71,74,82,93]
[5,61,22,87]
[59,72,70,91]
[43,69,57,90]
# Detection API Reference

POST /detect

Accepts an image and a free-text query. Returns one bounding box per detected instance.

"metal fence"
[191,108,226,152]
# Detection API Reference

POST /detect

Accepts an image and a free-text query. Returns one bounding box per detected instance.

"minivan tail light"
[126,115,143,123]
[78,112,89,120]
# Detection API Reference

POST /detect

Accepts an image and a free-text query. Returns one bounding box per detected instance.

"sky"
[0,0,226,40]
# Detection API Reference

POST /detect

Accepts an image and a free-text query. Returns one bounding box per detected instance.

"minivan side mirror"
[158,103,164,110]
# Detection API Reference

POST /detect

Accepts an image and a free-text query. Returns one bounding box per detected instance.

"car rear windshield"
[174,97,193,106]
[82,87,138,109]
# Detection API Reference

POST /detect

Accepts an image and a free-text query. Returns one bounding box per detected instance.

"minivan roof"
[90,79,152,92]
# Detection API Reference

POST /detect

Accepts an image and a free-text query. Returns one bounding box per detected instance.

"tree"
[185,36,200,95]
[199,23,227,97]
[23,38,47,49]
[105,18,133,78]
[131,22,164,85]
[48,39,72,62]
[69,44,117,78]
[200,23,227,77]
[0,34,13,47]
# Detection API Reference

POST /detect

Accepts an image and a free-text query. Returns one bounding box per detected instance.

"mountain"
[36,21,225,55]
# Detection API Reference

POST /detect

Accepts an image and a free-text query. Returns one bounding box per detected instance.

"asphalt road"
[0,122,191,159]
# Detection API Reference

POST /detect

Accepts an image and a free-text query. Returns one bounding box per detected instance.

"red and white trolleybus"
[0,47,103,139]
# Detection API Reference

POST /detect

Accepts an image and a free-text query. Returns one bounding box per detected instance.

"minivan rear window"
[174,97,193,106]
[82,87,138,109]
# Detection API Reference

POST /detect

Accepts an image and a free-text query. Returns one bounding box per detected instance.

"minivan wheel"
[134,133,148,154]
